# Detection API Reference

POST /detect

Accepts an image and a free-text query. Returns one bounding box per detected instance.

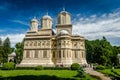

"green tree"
[85,36,119,66]
[0,38,2,46]
[3,37,11,63]
[15,42,24,64]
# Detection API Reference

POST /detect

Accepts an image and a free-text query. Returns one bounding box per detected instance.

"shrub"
[2,62,15,70]
[71,63,80,70]
[77,67,86,78]
[96,65,105,70]
[105,65,112,69]
[44,67,69,70]
[35,65,43,70]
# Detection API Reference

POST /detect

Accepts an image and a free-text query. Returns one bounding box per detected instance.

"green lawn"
[97,69,120,79]
[0,70,96,80]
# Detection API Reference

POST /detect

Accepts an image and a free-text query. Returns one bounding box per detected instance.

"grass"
[0,70,97,80]
[97,69,120,79]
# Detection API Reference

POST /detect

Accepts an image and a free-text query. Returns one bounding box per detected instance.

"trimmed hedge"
[35,65,43,70]
[17,66,68,70]
[2,62,15,70]
[16,67,36,70]
[71,63,80,70]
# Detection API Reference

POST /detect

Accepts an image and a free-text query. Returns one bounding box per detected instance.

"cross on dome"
[63,7,65,11]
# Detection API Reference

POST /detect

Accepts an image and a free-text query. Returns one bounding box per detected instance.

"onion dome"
[8,52,16,57]
[60,7,70,14]
[31,16,38,22]
[59,30,69,35]
[42,12,52,20]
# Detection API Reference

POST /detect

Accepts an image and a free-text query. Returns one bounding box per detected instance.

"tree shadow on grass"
[0,75,75,80]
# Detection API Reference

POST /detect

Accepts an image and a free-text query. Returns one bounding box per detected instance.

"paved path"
[85,68,111,80]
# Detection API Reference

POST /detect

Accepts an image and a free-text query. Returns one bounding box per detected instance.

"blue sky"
[0,0,120,47]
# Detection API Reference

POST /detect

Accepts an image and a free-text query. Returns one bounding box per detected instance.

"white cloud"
[72,10,120,45]
[0,34,25,47]
[11,20,29,26]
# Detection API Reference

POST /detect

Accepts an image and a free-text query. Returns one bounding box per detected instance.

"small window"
[59,51,61,58]
[26,50,30,58]
[34,50,38,58]
[63,50,65,58]
[75,51,77,58]
[43,50,47,58]
[53,51,55,58]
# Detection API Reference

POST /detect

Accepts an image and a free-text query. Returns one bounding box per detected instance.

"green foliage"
[15,42,24,64]
[0,46,3,64]
[71,63,80,70]
[35,65,43,70]
[2,62,15,70]
[0,38,2,46]
[2,37,12,63]
[16,67,35,70]
[85,36,120,66]
[96,65,105,70]
[77,67,86,78]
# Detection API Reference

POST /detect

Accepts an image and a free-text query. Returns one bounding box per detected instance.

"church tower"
[30,17,38,32]
[58,8,71,25]
[56,8,72,35]
[41,13,53,29]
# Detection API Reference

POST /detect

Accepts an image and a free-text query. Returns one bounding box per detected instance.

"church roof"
[31,16,38,22]
[8,52,16,57]
[59,8,70,15]
[42,12,52,20]
[59,30,69,35]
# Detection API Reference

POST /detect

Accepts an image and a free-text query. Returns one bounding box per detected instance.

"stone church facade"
[20,9,87,67]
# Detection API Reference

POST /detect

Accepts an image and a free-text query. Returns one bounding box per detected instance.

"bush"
[2,62,15,70]
[96,65,105,70]
[105,65,112,69]
[43,66,69,70]
[77,67,86,78]
[35,65,43,70]
[71,63,80,70]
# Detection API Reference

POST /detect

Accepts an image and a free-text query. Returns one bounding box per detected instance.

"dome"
[60,11,69,14]
[43,15,52,20]
[59,8,70,15]
[59,30,69,35]
[9,52,16,57]
[31,16,38,22]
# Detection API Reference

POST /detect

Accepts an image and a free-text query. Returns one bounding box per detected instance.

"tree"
[15,42,24,64]
[0,38,2,46]
[3,37,11,63]
[85,36,120,66]
[0,46,3,64]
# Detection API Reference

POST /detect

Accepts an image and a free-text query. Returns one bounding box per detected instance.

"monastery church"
[20,9,87,67]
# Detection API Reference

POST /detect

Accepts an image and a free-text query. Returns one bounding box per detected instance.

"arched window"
[34,50,38,58]
[75,51,77,58]
[38,42,41,46]
[63,50,65,58]
[34,41,37,46]
[43,50,47,58]
[59,51,61,58]
[26,50,30,58]
[53,51,55,58]
[82,52,84,58]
